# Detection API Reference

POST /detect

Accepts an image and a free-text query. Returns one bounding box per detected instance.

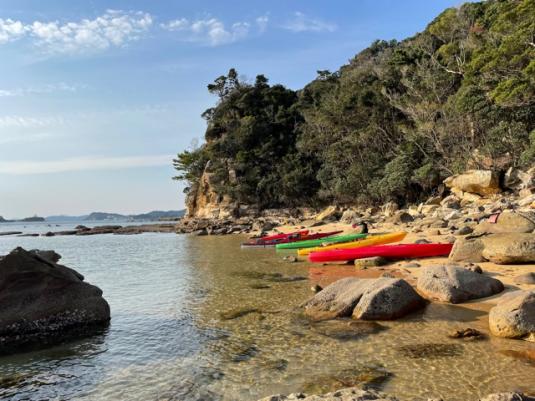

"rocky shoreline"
[8,223,177,237]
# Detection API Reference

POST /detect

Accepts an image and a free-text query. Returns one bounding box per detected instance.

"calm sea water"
[0,223,534,400]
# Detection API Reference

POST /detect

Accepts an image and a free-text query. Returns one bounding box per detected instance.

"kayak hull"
[309,243,454,263]
[298,232,407,256]
[243,230,342,248]
[275,232,362,250]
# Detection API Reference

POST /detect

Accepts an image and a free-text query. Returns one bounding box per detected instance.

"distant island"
[44,210,186,222]
[0,215,45,223]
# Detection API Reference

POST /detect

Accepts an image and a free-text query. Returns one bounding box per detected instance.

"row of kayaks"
[242,229,453,263]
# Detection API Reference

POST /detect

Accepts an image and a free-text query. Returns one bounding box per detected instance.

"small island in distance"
[0,210,185,223]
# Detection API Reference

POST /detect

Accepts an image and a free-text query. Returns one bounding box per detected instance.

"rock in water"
[481,233,535,264]
[304,277,424,321]
[480,393,535,401]
[489,290,535,341]
[417,265,504,304]
[257,387,399,401]
[0,247,110,354]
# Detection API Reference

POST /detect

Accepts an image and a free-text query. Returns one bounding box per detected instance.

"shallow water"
[0,230,534,400]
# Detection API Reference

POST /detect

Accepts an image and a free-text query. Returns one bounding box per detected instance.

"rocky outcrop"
[304,277,425,321]
[489,290,535,341]
[444,169,501,197]
[417,264,504,303]
[0,247,110,354]
[481,233,535,264]
[185,161,238,219]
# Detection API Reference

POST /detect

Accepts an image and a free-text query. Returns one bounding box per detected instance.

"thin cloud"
[0,10,153,55]
[0,132,55,145]
[0,82,85,97]
[0,155,173,175]
[0,115,65,128]
[161,17,252,46]
[283,12,337,33]
[256,15,269,33]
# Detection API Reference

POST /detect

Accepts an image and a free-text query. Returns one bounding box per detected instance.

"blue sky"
[0,0,465,218]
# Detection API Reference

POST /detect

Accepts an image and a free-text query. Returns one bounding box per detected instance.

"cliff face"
[185,162,238,219]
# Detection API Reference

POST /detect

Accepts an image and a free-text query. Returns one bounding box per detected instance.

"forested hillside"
[174,0,535,209]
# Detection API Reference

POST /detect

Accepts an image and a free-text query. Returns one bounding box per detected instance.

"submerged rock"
[489,290,535,341]
[449,328,486,341]
[310,319,387,341]
[220,308,260,320]
[398,343,463,359]
[480,393,535,401]
[417,265,504,303]
[304,277,425,321]
[257,387,398,401]
[0,247,110,354]
[301,367,393,395]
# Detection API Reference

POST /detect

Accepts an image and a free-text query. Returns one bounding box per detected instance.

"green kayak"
[275,233,368,250]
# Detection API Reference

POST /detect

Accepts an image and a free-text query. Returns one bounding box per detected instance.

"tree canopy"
[174,0,535,208]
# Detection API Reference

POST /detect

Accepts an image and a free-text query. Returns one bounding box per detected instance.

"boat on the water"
[297,231,407,256]
[275,232,368,250]
[308,243,453,263]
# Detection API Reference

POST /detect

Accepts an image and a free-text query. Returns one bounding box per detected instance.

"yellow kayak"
[297,231,407,256]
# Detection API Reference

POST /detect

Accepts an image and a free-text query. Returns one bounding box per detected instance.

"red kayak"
[258,230,309,241]
[242,230,342,248]
[308,243,453,263]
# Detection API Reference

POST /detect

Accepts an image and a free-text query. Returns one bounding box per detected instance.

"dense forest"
[174,0,535,209]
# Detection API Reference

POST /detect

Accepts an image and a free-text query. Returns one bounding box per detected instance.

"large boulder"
[304,277,424,321]
[0,247,110,354]
[444,170,501,197]
[481,233,535,264]
[449,237,485,263]
[417,265,504,303]
[315,206,340,222]
[257,387,399,401]
[489,290,535,341]
[475,211,535,234]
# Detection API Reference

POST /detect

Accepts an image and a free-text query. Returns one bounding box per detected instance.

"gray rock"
[354,256,390,269]
[0,247,110,354]
[29,249,61,263]
[415,239,431,244]
[489,290,535,341]
[303,277,425,321]
[481,233,535,264]
[257,387,399,401]
[417,264,504,304]
[455,226,474,235]
[516,272,535,284]
[449,237,485,263]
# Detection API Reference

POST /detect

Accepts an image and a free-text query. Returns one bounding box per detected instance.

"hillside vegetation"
[174,0,535,208]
